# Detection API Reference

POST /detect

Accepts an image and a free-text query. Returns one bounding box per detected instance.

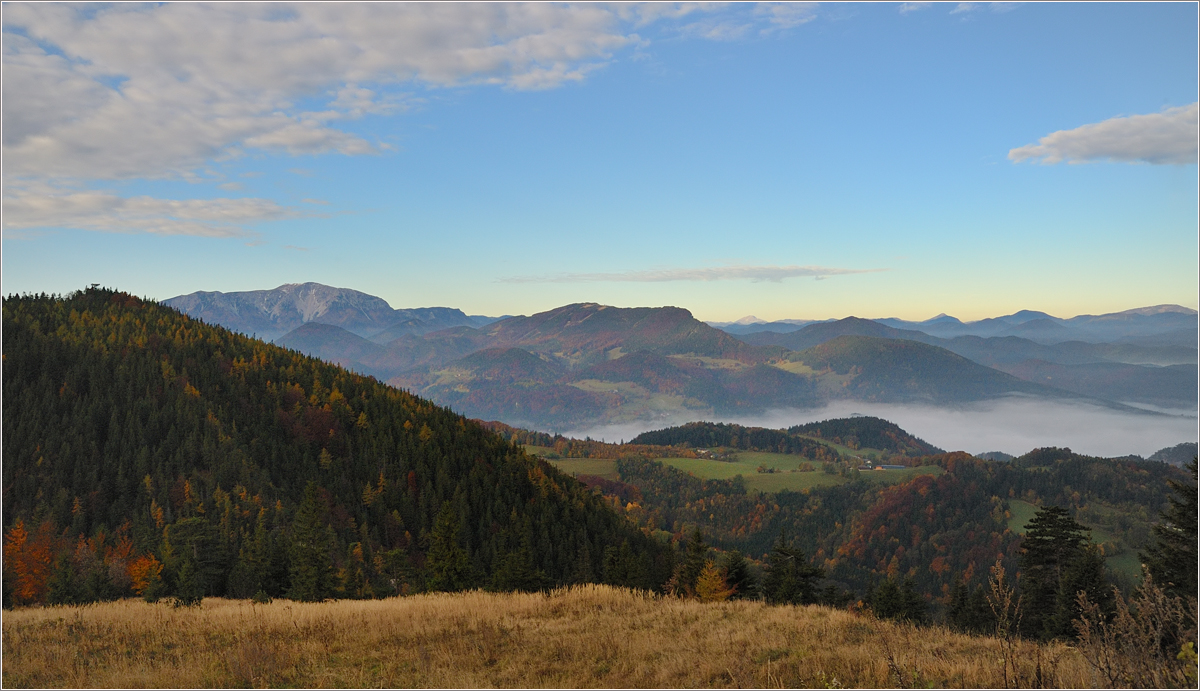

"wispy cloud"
[1,185,315,237]
[898,3,933,14]
[951,2,1021,15]
[1009,103,1199,165]
[500,264,884,284]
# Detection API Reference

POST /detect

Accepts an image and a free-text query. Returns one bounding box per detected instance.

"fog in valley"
[560,396,1198,459]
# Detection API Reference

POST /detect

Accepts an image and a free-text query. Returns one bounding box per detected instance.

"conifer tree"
[677,528,708,596]
[1017,505,1091,640]
[718,549,757,600]
[696,559,735,602]
[1141,457,1198,602]
[761,530,823,605]
[174,556,203,606]
[288,482,336,601]
[425,502,471,592]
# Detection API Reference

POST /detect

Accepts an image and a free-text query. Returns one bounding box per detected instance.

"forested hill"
[788,416,943,455]
[2,288,668,606]
[629,422,838,460]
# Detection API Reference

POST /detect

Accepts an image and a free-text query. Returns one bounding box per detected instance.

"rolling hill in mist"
[163,283,1197,433]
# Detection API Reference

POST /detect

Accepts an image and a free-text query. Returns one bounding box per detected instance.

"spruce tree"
[288,482,336,602]
[1018,505,1091,639]
[761,530,823,605]
[718,549,757,600]
[1141,457,1198,602]
[425,502,472,592]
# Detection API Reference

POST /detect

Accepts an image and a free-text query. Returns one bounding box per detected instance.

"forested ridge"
[2,288,669,606]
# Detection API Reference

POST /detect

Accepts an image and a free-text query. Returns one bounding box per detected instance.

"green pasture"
[1005,499,1142,582]
[1006,499,1040,533]
[534,447,941,494]
[855,465,944,485]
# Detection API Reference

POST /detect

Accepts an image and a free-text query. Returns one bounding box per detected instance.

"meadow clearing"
[2,584,1099,689]
[542,450,942,494]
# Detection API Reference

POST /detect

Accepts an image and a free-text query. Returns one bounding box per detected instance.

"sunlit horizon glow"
[2,3,1197,323]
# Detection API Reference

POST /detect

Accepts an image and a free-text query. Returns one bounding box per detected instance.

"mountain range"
[162,283,1197,432]
[164,282,500,342]
[721,305,1197,348]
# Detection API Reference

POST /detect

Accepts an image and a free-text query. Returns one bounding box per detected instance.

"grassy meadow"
[2,584,1099,689]
[539,449,943,494]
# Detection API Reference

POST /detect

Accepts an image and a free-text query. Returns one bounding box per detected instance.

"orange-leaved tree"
[696,559,735,603]
[4,519,60,605]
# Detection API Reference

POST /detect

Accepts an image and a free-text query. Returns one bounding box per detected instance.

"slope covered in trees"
[788,416,943,455]
[2,288,668,606]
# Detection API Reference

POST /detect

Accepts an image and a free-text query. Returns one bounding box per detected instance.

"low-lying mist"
[558,396,1198,459]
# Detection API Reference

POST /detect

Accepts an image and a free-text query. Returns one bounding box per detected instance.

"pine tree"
[1048,543,1112,639]
[174,556,203,606]
[718,549,757,600]
[1141,457,1198,602]
[288,482,336,602]
[1018,505,1091,640]
[425,502,471,592]
[677,528,708,596]
[761,530,823,605]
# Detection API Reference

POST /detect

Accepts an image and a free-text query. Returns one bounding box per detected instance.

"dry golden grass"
[3,584,1100,688]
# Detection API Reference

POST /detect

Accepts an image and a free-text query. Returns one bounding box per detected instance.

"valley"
[163,283,1198,448]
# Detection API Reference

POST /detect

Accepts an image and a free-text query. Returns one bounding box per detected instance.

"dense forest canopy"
[2,288,668,605]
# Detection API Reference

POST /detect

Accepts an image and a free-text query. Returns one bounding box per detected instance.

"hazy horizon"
[557,396,1198,460]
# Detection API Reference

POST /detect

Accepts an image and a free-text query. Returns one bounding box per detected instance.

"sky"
[3,2,1198,323]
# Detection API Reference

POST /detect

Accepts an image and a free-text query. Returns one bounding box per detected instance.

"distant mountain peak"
[1105,304,1198,317]
[735,315,765,325]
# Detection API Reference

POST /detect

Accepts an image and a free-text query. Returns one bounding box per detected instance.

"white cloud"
[755,3,819,30]
[1,185,312,238]
[1009,103,1199,165]
[1,3,644,182]
[500,264,883,283]
[951,2,1022,15]
[1,3,811,236]
[898,3,933,14]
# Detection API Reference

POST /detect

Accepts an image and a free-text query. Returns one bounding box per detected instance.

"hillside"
[742,317,1196,371]
[993,360,1198,408]
[787,416,943,456]
[788,335,1064,403]
[2,288,668,606]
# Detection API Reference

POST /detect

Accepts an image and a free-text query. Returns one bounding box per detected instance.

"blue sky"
[3,2,1197,322]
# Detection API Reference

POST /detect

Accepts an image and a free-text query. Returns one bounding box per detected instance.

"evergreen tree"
[1017,505,1091,640]
[947,576,994,634]
[761,530,823,605]
[677,528,708,596]
[1141,457,1198,602]
[45,554,79,605]
[1048,543,1112,639]
[288,482,336,601]
[718,549,757,600]
[174,556,203,606]
[871,578,903,620]
[425,502,472,592]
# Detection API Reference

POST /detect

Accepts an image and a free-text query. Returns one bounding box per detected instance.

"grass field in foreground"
[541,451,943,493]
[2,586,1098,689]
